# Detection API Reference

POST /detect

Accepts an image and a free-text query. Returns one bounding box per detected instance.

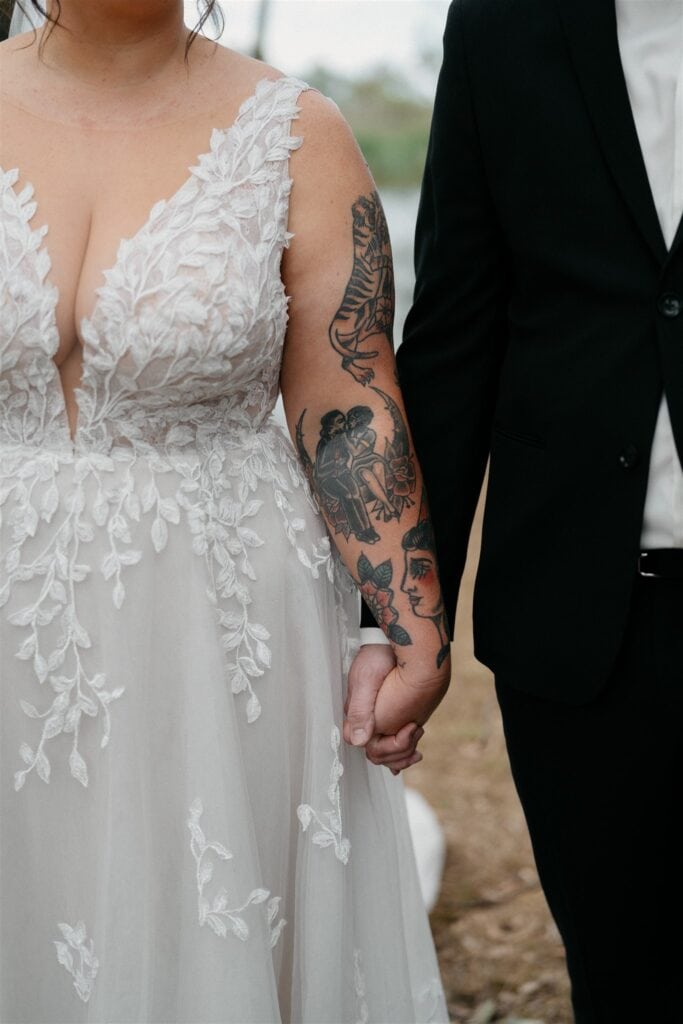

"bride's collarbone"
[0,57,288,283]
[0,111,221,338]
[2,48,292,381]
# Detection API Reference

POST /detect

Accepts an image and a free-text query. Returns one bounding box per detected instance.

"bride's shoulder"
[218,46,358,153]
[295,87,351,135]
[284,84,376,234]
[213,48,365,181]
[0,33,35,102]
[209,48,330,115]
[289,85,364,175]
[0,31,33,62]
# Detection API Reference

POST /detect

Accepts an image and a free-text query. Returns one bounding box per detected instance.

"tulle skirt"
[0,424,447,1022]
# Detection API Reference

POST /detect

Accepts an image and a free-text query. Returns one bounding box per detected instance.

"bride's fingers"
[388,751,424,775]
[365,724,423,763]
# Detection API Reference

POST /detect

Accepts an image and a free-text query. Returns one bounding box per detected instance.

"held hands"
[343,643,451,774]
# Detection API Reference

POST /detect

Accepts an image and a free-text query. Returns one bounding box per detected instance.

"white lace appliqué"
[0,77,335,789]
[53,919,99,1004]
[297,726,351,864]
[187,797,286,948]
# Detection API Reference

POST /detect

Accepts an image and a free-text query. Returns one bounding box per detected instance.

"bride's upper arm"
[282,89,373,316]
[280,89,397,417]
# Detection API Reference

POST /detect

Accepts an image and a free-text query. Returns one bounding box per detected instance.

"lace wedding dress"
[0,76,448,1023]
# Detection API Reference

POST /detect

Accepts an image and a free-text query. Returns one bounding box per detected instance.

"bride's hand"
[345,645,451,774]
[344,644,425,772]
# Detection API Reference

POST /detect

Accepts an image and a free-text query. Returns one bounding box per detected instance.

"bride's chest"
[0,75,305,451]
[0,109,226,356]
[1,126,288,354]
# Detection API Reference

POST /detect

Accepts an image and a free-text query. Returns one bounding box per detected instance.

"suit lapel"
[666,215,683,264]
[556,0,667,265]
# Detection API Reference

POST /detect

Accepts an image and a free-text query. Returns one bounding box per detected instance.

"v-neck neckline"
[0,74,289,449]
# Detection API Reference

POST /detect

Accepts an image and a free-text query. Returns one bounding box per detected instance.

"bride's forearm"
[277,96,451,684]
[291,387,451,680]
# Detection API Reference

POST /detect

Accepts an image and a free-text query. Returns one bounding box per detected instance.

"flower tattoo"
[357,552,412,646]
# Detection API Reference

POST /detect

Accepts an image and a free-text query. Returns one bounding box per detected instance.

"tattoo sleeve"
[294,388,417,546]
[296,401,449,668]
[287,185,449,672]
[328,191,395,384]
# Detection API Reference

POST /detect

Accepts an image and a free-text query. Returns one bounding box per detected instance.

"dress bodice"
[0,75,308,456]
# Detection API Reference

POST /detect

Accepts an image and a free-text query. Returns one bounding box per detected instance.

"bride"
[0,1,450,1020]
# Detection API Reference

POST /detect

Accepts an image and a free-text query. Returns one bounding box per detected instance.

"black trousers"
[495,575,683,1024]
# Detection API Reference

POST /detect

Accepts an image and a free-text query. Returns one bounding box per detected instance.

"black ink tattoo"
[372,386,416,519]
[358,552,412,646]
[294,389,416,544]
[401,493,450,669]
[329,191,395,385]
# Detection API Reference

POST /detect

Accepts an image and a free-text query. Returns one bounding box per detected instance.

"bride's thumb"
[344,668,381,747]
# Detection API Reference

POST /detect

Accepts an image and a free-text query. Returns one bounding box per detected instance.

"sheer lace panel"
[0,76,308,455]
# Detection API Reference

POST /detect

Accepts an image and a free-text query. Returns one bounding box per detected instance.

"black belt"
[638,549,683,580]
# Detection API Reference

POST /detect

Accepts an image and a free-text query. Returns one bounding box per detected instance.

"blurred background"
[193,3,573,1022]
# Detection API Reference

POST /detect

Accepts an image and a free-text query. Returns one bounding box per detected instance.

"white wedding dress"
[0,76,448,1023]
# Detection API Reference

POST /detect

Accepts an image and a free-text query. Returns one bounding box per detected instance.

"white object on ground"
[405,786,446,912]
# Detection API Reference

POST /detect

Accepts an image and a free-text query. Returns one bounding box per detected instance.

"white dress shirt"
[362,1,683,646]
[617,0,683,548]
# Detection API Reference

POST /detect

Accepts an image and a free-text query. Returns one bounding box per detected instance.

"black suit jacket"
[397,0,683,703]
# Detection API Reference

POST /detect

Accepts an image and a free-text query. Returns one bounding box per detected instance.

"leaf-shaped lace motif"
[297,726,351,864]
[1,78,335,788]
[5,429,331,788]
[187,797,286,947]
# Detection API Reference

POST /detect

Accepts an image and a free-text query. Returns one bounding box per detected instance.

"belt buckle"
[638,552,661,579]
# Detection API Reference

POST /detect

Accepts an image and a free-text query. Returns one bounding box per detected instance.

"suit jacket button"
[618,444,639,470]
[658,293,682,318]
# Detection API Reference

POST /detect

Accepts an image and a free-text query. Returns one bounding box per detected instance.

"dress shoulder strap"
[244,75,313,160]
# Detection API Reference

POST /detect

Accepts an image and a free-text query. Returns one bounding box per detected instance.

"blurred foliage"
[306,65,433,188]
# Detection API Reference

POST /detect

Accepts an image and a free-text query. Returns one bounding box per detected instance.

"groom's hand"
[344,645,424,772]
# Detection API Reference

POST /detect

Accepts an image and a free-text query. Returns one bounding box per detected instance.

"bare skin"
[1,0,451,769]
[344,645,426,774]
[0,0,277,438]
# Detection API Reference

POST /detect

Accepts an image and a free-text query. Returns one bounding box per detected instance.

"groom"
[348,1,683,1021]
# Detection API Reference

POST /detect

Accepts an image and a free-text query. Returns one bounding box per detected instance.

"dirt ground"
[408,496,574,1024]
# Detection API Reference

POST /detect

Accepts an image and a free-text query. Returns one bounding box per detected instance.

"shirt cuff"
[359,627,391,647]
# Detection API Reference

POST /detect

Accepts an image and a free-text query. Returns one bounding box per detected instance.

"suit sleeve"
[397,0,509,635]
